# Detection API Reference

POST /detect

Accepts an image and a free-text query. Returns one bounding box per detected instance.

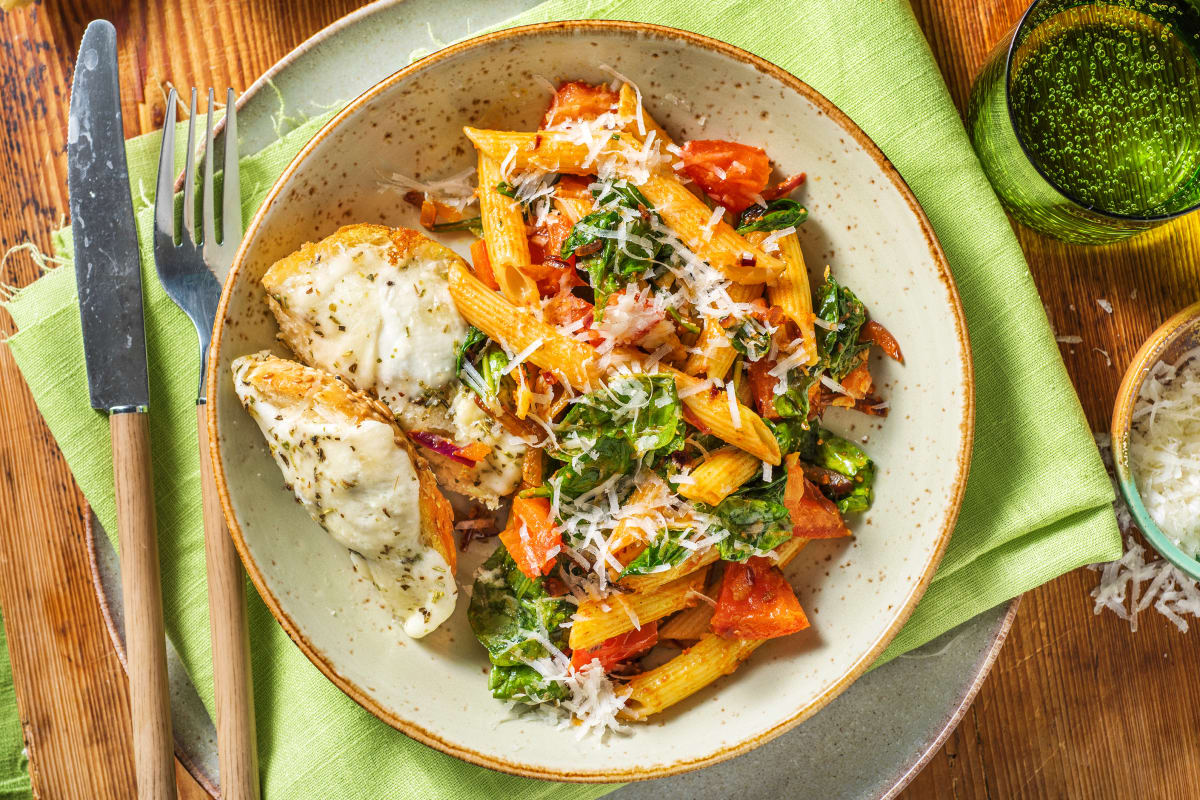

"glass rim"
[1002,0,1200,224]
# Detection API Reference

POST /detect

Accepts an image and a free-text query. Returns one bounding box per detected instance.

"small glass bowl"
[1111,300,1200,581]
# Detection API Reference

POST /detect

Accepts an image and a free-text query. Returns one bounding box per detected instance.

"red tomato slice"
[498,496,562,579]
[783,454,851,539]
[543,81,619,128]
[710,557,810,640]
[570,621,659,671]
[679,140,771,214]
[543,290,594,330]
[469,239,499,291]
[861,320,904,363]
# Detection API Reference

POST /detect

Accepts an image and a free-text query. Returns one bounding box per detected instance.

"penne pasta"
[638,173,786,284]
[620,537,810,719]
[622,547,719,594]
[771,232,818,366]
[617,83,675,147]
[683,282,763,379]
[678,446,763,506]
[446,261,602,388]
[621,634,760,719]
[658,600,715,642]
[464,127,642,176]
[569,569,707,651]
[476,152,539,306]
[663,365,781,465]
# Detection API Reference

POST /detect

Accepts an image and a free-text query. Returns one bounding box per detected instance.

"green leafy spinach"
[735,198,809,234]
[815,429,876,514]
[815,273,869,381]
[455,326,509,400]
[468,544,572,704]
[560,181,671,315]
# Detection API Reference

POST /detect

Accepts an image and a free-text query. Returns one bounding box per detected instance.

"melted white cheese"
[275,243,468,432]
[234,365,456,637]
[273,241,526,502]
[449,388,526,496]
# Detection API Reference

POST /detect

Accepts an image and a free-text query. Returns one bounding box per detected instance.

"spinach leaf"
[698,475,793,562]
[593,181,655,210]
[772,367,820,421]
[727,316,774,362]
[487,664,569,704]
[815,429,876,514]
[558,374,685,460]
[561,181,670,315]
[454,326,509,400]
[430,216,484,236]
[539,436,635,499]
[736,198,809,234]
[767,417,819,459]
[815,273,869,380]
[467,544,571,669]
[619,528,694,577]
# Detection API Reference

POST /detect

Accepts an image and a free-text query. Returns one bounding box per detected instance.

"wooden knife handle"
[197,403,261,800]
[109,411,177,800]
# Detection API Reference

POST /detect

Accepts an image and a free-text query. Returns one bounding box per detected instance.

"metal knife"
[68,19,177,800]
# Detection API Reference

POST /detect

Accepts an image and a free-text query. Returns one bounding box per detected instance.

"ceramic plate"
[208,21,973,781]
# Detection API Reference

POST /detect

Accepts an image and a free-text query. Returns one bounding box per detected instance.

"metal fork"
[154,88,260,800]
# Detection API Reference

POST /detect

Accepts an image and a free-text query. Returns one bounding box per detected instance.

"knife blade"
[68,19,148,412]
[68,20,177,800]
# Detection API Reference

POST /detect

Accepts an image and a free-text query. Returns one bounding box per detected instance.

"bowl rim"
[206,18,976,782]
[1110,299,1200,581]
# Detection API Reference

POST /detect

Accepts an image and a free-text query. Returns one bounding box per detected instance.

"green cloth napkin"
[0,611,31,800]
[2,0,1120,797]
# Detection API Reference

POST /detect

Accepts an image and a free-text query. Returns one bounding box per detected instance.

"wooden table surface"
[0,1,1197,797]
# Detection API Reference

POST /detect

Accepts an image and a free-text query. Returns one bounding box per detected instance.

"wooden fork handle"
[110,411,177,800]
[197,403,261,800]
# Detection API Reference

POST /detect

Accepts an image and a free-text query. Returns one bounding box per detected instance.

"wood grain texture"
[109,411,175,800]
[197,404,258,800]
[0,1,1194,798]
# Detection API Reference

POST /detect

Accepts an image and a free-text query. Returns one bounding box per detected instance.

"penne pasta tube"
[621,634,760,719]
[622,547,718,594]
[771,232,818,366]
[663,366,781,465]
[620,537,810,720]
[570,569,706,651]
[617,83,675,147]
[446,261,602,388]
[658,600,715,642]
[638,173,786,284]
[678,446,763,506]
[683,282,763,378]
[465,127,642,176]
[476,152,539,306]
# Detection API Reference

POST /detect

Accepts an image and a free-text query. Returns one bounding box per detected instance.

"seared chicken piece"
[261,224,525,507]
[232,351,457,638]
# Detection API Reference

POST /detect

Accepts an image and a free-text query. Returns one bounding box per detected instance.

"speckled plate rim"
[1111,299,1200,581]
[207,19,976,783]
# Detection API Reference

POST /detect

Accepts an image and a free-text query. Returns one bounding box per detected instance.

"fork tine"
[153,89,178,246]
[202,87,216,260]
[182,88,198,245]
[221,88,241,248]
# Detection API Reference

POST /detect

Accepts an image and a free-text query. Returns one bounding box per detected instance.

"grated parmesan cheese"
[1090,432,1200,632]
[1130,353,1200,556]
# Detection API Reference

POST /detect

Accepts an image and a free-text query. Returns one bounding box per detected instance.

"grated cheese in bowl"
[1129,351,1200,558]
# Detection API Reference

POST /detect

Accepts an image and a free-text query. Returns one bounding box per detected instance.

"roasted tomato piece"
[783,454,851,539]
[543,81,619,127]
[570,621,659,671]
[679,140,771,213]
[497,497,562,579]
[710,557,810,639]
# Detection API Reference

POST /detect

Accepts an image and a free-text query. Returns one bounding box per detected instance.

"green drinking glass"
[967,0,1200,244]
